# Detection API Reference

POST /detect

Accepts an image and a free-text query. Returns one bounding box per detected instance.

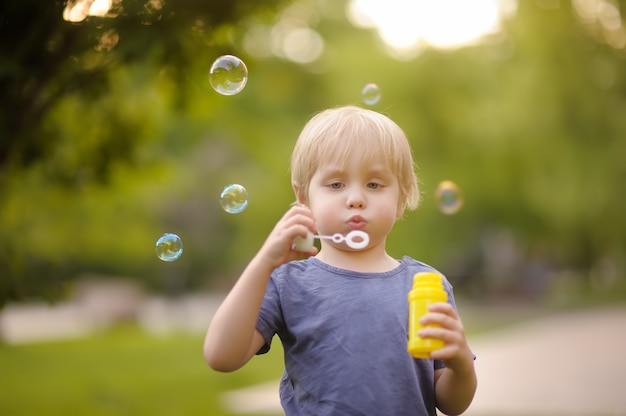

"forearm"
[204,205,317,372]
[203,254,274,371]
[434,358,477,416]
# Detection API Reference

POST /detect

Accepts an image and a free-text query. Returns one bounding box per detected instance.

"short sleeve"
[255,274,284,355]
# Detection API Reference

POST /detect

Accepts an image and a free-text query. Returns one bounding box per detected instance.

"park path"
[222,304,626,416]
[465,304,626,416]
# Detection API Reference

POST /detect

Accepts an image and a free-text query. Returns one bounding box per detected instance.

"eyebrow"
[317,163,394,179]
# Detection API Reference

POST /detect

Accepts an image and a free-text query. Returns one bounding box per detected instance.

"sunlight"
[573,0,626,49]
[63,0,112,22]
[347,0,516,58]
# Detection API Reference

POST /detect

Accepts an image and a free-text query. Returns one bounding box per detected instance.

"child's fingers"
[419,303,464,330]
[418,326,463,345]
[426,302,458,316]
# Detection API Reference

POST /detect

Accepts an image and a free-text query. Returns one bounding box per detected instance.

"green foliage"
[1,0,626,303]
[0,0,289,171]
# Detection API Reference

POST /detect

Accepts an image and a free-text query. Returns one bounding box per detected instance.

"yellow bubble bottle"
[408,272,447,359]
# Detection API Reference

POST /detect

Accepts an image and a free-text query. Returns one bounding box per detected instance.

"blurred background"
[1,0,625,415]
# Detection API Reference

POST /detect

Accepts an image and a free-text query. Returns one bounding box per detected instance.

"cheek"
[383,205,400,223]
[376,197,403,224]
[310,202,331,220]
[308,201,336,229]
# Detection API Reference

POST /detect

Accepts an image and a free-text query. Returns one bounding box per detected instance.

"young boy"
[204,106,477,415]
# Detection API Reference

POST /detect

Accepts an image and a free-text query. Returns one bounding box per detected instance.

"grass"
[0,325,285,416]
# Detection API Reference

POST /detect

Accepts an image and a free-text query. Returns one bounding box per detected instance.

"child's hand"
[258,204,318,269]
[418,302,474,371]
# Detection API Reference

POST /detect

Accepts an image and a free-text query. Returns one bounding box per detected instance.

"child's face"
[303,153,403,250]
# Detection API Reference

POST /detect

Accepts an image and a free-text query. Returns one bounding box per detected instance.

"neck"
[315,241,399,273]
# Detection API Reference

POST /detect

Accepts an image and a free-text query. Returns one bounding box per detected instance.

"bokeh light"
[209,55,248,96]
[155,233,183,262]
[220,184,249,214]
[435,180,464,215]
[347,0,510,59]
[63,0,113,22]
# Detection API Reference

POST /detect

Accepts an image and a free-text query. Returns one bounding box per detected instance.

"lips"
[347,215,367,230]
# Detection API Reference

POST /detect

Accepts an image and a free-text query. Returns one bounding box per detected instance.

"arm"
[203,205,317,372]
[420,302,477,416]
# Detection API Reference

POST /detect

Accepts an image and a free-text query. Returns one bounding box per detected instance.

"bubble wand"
[292,230,369,251]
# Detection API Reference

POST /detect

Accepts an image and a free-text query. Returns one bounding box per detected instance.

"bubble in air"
[156,233,183,262]
[220,184,249,214]
[361,83,381,106]
[435,180,463,215]
[209,55,248,96]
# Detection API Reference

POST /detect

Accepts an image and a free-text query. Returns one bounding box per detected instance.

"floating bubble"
[361,83,381,106]
[209,55,248,96]
[220,184,249,214]
[155,233,183,262]
[435,180,464,215]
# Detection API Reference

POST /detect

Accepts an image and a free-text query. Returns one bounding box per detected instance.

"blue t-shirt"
[256,256,457,416]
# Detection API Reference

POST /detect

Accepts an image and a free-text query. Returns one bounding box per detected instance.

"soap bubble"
[361,83,381,106]
[435,180,463,215]
[220,184,249,214]
[156,233,183,262]
[209,55,248,96]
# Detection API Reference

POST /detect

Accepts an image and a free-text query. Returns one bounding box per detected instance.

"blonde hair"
[290,106,420,211]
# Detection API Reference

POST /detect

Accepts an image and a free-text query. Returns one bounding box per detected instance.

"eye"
[367,182,381,189]
[329,182,344,189]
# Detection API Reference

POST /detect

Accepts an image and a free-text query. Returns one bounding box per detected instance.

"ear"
[396,201,407,219]
[293,182,307,205]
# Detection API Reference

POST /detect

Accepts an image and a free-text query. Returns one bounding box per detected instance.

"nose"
[346,187,366,209]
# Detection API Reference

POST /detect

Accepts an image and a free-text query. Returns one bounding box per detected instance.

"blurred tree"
[0,0,288,182]
[0,0,293,304]
[1,0,625,307]
[384,0,626,300]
